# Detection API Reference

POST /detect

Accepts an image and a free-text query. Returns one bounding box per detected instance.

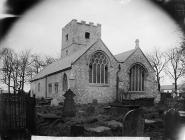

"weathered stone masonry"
[30,19,158,104]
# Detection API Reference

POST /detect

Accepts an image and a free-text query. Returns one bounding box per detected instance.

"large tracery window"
[89,52,108,84]
[129,64,146,91]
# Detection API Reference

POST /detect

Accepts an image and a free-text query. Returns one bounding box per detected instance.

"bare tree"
[27,54,57,80]
[11,53,20,93]
[0,48,9,59]
[147,48,168,92]
[166,47,185,94]
[18,50,31,91]
[1,48,14,93]
[44,56,57,66]
[30,54,45,74]
[0,48,31,93]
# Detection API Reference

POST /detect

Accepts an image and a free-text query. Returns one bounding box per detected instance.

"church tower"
[61,19,101,58]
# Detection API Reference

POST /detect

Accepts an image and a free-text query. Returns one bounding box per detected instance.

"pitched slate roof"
[114,49,136,62]
[31,40,141,82]
[31,40,99,81]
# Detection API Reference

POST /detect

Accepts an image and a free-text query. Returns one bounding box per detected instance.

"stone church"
[30,19,158,104]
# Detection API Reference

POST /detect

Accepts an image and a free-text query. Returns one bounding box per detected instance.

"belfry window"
[85,32,90,39]
[65,34,68,41]
[129,64,146,91]
[89,52,108,84]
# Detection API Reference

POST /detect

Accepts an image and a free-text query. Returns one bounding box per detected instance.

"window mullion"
[137,65,139,91]
[96,63,98,83]
[138,67,141,91]
[99,64,101,84]
[92,64,93,83]
[104,65,106,84]
[141,70,143,91]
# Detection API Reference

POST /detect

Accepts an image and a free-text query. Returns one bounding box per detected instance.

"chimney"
[135,39,139,48]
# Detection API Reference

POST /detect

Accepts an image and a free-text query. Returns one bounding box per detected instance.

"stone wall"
[31,70,71,102]
[31,42,158,104]
[61,19,101,58]
[31,78,46,97]
[71,40,119,104]
[118,47,158,100]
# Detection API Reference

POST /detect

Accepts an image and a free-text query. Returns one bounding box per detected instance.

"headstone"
[50,98,59,106]
[70,125,85,136]
[106,120,123,130]
[92,99,98,105]
[85,105,95,116]
[63,89,76,117]
[122,109,144,136]
[86,126,111,133]
[164,108,180,140]
[85,126,112,136]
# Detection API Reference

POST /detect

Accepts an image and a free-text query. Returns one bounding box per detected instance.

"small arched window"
[85,32,90,39]
[38,83,40,92]
[89,52,108,84]
[63,73,68,92]
[129,64,146,91]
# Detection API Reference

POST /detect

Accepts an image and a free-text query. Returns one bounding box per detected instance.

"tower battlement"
[64,19,101,29]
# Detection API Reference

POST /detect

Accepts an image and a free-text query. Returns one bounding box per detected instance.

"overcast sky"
[0,0,183,55]
[0,0,184,86]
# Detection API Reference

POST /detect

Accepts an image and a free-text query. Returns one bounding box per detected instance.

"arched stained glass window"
[129,64,146,91]
[89,52,108,84]
[63,73,68,92]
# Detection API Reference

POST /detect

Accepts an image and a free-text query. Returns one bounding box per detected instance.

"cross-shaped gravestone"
[63,89,76,117]
[122,108,144,136]
[164,108,181,140]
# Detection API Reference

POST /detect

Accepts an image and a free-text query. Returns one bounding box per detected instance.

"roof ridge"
[114,48,136,62]
[31,40,100,81]
[114,48,135,56]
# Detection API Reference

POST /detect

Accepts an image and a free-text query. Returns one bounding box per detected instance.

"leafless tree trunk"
[147,48,168,92]
[44,56,57,66]
[19,50,31,91]
[27,54,57,80]
[166,48,184,94]
[1,48,14,93]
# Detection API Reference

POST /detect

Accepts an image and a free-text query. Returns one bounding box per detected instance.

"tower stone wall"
[61,19,101,58]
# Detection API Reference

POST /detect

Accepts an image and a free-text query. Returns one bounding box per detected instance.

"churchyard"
[33,90,185,140]
[1,90,185,140]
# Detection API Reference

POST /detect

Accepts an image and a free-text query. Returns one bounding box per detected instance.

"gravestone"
[50,98,59,106]
[164,108,180,140]
[85,126,112,136]
[106,120,123,130]
[85,105,95,116]
[122,108,144,136]
[70,125,85,136]
[63,89,76,117]
[92,99,98,105]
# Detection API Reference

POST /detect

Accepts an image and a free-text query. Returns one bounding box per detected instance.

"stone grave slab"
[106,120,123,130]
[37,113,61,120]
